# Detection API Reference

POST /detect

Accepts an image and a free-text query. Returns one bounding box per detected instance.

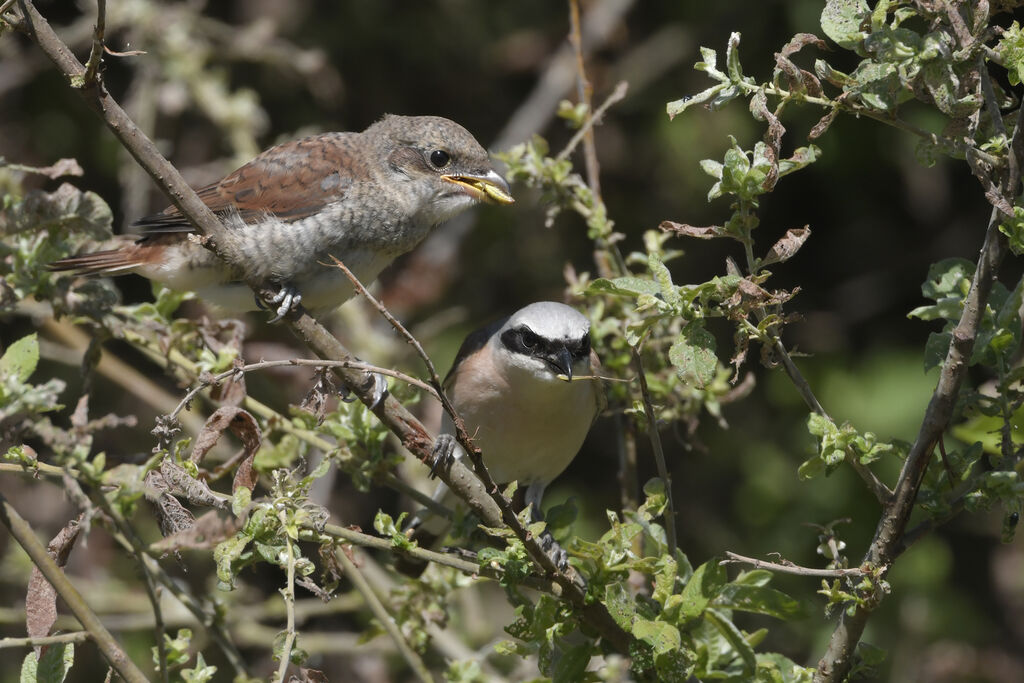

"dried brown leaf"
[150,510,240,552]
[26,514,85,657]
[189,406,262,492]
[762,227,812,267]
[659,221,727,239]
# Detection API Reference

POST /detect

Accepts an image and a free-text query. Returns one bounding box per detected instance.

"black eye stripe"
[500,325,589,359]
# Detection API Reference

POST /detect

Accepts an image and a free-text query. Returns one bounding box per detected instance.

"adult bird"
[50,115,513,320]
[399,301,605,575]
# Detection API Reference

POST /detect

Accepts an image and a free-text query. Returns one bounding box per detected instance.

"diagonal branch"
[14,0,632,655]
[813,83,1023,683]
[0,492,149,683]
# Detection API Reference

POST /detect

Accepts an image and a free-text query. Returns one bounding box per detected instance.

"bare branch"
[721,551,870,579]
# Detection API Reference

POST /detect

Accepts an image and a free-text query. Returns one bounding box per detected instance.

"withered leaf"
[659,221,727,240]
[761,227,812,267]
[189,406,262,493]
[26,514,85,657]
[150,510,240,552]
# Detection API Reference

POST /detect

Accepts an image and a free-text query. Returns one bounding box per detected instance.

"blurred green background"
[2,1,1022,680]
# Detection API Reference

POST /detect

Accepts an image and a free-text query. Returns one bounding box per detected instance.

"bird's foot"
[265,283,303,323]
[338,372,389,409]
[538,528,569,572]
[429,434,458,480]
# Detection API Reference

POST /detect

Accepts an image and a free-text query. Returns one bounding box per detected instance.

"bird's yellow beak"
[442,170,514,205]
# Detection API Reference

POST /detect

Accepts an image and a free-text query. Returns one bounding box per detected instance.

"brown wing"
[133,132,365,233]
[442,317,507,393]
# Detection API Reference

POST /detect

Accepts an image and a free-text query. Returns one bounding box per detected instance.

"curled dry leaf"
[26,513,85,658]
[145,469,197,541]
[659,221,727,239]
[150,510,241,553]
[761,226,812,267]
[189,406,262,493]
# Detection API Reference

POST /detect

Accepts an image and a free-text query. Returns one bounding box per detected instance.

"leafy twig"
[273,515,298,683]
[631,347,678,557]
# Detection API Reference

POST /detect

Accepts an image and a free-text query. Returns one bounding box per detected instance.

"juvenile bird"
[400,301,605,575]
[50,115,513,320]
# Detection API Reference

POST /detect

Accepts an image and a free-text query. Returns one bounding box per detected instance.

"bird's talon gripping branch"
[430,434,458,480]
[266,284,302,323]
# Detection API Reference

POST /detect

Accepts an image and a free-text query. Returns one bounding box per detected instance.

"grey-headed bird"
[400,301,605,575]
[49,115,513,320]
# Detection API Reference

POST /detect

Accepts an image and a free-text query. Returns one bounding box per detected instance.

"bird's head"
[496,302,593,383]
[368,115,513,225]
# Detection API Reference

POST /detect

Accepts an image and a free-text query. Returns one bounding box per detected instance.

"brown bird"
[50,115,513,319]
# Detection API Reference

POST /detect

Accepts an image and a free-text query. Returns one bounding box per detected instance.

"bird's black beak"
[545,345,574,382]
[441,169,514,204]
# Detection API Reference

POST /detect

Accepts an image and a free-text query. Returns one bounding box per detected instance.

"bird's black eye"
[519,328,540,349]
[429,149,451,168]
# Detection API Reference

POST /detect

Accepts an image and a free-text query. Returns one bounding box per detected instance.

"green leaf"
[21,643,74,683]
[1,333,40,383]
[232,486,252,517]
[552,642,593,683]
[667,84,727,119]
[715,583,808,620]
[680,558,727,620]
[632,618,681,655]
[706,607,757,675]
[820,0,870,51]
[669,323,718,388]
[605,582,637,630]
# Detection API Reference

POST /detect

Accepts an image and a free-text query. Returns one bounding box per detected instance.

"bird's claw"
[429,434,458,480]
[266,284,302,323]
[338,372,388,409]
[538,529,569,571]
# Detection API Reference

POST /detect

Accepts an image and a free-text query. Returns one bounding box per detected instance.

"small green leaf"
[706,607,756,675]
[680,558,727,619]
[715,583,808,620]
[669,323,718,388]
[1,334,40,383]
[21,643,74,683]
[821,0,870,51]
[632,618,681,655]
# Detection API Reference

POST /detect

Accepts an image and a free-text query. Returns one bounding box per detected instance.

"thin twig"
[273,515,298,683]
[0,631,91,648]
[555,80,629,162]
[167,357,440,423]
[567,0,601,197]
[335,547,434,683]
[631,347,678,558]
[0,492,149,683]
[81,0,104,86]
[720,551,869,578]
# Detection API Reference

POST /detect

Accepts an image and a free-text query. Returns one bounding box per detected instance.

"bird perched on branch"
[398,301,605,576]
[50,115,513,320]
